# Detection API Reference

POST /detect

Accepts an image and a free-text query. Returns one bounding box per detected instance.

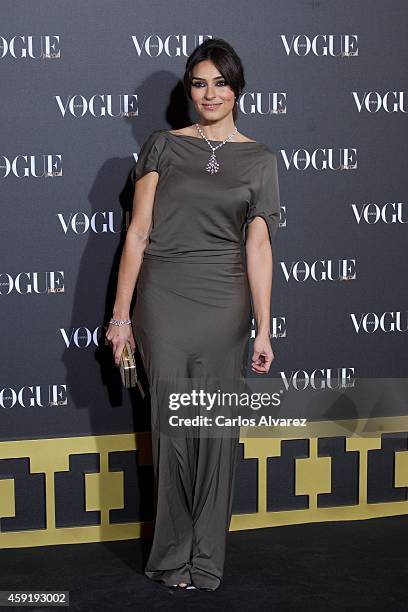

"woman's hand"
[251,331,275,374]
[105,322,136,367]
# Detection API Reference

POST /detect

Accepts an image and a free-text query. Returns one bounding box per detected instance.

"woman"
[106,37,280,592]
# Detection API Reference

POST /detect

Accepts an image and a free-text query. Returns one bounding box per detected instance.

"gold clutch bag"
[120,341,145,398]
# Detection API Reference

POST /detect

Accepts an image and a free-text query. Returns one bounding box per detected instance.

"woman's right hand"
[105,322,136,367]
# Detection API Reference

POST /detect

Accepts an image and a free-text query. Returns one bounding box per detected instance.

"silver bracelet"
[109,317,131,326]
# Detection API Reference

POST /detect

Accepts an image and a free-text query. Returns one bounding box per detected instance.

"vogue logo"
[350,311,408,333]
[131,34,211,57]
[251,316,286,339]
[280,149,357,170]
[0,385,67,409]
[238,92,286,115]
[351,202,408,224]
[280,368,355,390]
[55,95,138,118]
[0,155,62,178]
[352,91,407,113]
[60,326,104,348]
[0,272,65,295]
[57,211,121,234]
[281,259,356,282]
[0,35,60,59]
[281,34,358,57]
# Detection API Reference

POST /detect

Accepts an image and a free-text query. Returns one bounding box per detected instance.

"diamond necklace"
[195,122,238,174]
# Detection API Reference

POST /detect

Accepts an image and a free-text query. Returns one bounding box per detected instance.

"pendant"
[206,152,220,174]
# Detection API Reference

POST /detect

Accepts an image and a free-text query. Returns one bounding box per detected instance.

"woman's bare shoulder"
[168,125,257,142]
[168,126,195,136]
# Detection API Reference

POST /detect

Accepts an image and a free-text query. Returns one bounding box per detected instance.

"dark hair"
[183,38,245,122]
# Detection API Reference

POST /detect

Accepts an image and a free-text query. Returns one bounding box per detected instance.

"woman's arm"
[106,171,158,365]
[245,217,274,374]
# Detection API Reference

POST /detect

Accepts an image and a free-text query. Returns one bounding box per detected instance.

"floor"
[0,516,407,611]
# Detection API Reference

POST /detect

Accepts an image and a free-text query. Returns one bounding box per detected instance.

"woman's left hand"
[251,332,274,374]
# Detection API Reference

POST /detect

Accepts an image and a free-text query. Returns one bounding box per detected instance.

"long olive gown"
[131,129,280,590]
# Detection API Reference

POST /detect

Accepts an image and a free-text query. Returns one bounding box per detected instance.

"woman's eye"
[192,81,227,87]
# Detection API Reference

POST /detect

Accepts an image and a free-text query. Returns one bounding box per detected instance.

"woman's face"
[190,59,236,123]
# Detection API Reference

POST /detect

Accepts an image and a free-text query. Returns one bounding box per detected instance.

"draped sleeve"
[132,129,166,183]
[243,152,280,247]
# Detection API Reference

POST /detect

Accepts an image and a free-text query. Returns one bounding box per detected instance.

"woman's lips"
[203,103,221,110]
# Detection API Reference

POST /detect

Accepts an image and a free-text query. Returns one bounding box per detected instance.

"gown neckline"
[166,130,263,146]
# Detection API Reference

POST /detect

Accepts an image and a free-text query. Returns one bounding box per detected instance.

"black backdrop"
[1,1,407,442]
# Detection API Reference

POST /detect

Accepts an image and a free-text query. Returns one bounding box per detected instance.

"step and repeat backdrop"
[1,1,407,548]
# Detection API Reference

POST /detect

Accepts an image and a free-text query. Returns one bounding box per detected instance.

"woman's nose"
[204,86,216,99]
